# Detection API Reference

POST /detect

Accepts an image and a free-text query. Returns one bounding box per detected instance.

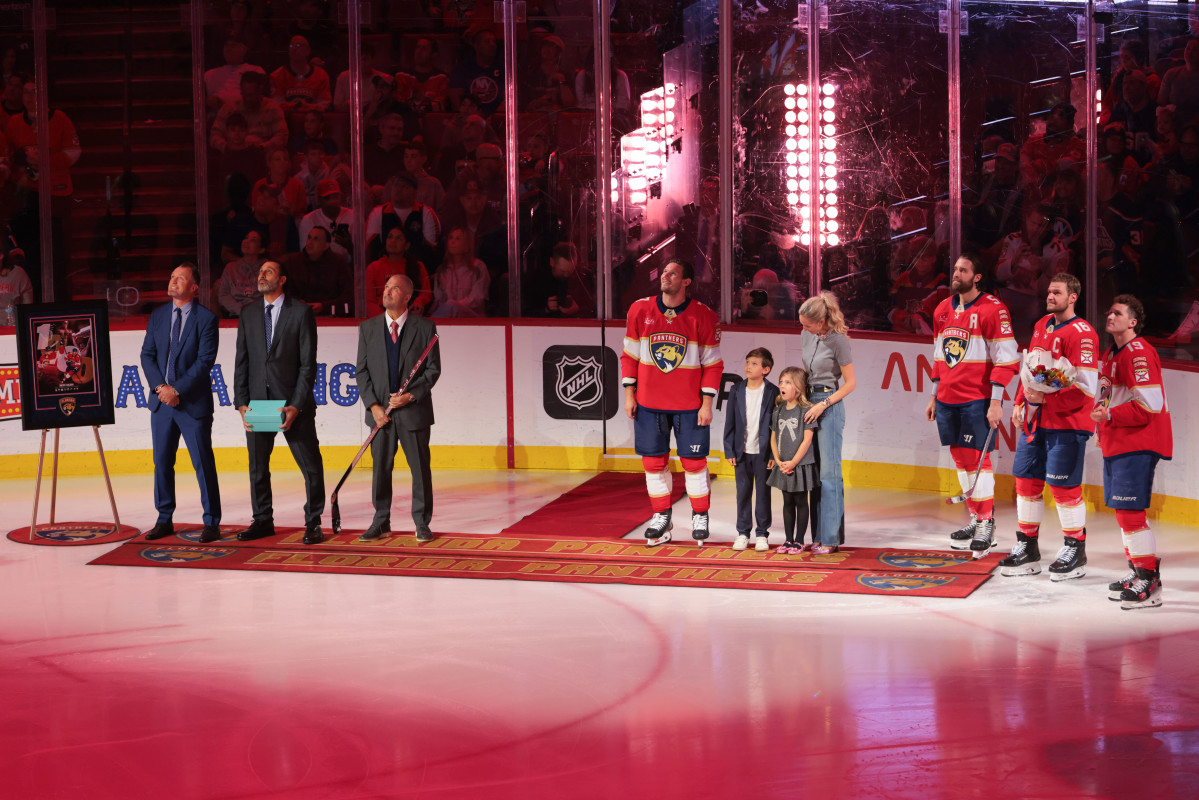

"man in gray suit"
[355,273,441,542]
[233,260,326,544]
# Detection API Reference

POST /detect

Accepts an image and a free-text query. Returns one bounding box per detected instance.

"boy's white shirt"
[743,383,765,455]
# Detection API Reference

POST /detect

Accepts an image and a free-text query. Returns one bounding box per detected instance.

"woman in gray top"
[797,291,857,552]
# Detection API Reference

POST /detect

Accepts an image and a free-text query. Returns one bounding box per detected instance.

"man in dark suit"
[722,347,779,551]
[140,263,222,543]
[355,272,441,542]
[233,260,325,544]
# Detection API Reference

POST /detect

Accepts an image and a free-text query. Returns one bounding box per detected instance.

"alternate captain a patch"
[941,326,970,368]
[650,332,688,373]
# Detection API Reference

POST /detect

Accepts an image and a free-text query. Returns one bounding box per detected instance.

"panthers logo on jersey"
[941,326,971,368]
[650,332,688,373]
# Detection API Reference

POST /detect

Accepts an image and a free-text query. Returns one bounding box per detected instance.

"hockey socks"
[950,446,994,521]
[681,457,711,513]
[1015,477,1044,537]
[1050,484,1085,539]
[1117,509,1158,571]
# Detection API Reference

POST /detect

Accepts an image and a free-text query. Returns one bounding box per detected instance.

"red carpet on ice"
[500,471,688,538]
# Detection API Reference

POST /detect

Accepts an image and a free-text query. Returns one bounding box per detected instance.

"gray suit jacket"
[356,313,441,430]
[233,293,319,414]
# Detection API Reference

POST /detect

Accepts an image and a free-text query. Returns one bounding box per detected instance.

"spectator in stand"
[1043,168,1085,257]
[285,0,340,70]
[469,142,506,206]
[0,246,33,324]
[523,241,580,317]
[252,147,308,218]
[217,229,267,317]
[1020,101,1084,201]
[271,36,332,114]
[287,225,351,317]
[737,268,797,322]
[221,188,299,264]
[436,113,487,187]
[204,35,265,112]
[1159,38,1199,129]
[1099,123,1145,199]
[1110,70,1158,166]
[0,72,23,129]
[206,0,269,69]
[365,226,433,315]
[993,206,1071,332]
[364,104,420,189]
[1105,40,1160,116]
[211,112,267,209]
[365,172,442,268]
[289,109,338,159]
[449,25,504,115]
[521,34,575,113]
[295,138,330,210]
[333,40,388,113]
[1153,105,1179,163]
[299,179,354,260]
[574,47,632,129]
[432,226,489,317]
[210,71,288,153]
[6,78,81,301]
[888,235,949,334]
[441,175,504,248]
[403,138,445,212]
[397,35,449,113]
[968,142,1024,250]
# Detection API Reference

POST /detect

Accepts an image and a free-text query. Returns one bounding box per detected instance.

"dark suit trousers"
[370,422,433,528]
[152,405,221,526]
[734,452,772,537]
[246,412,325,525]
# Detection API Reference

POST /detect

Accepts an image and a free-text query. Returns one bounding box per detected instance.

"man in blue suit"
[722,347,779,551]
[140,263,222,543]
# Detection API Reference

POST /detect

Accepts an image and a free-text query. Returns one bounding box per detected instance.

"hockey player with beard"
[1090,295,1172,609]
[926,253,1020,554]
[1001,272,1099,580]
[622,258,723,546]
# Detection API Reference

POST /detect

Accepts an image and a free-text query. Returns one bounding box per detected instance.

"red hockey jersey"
[1095,336,1172,459]
[931,292,1020,404]
[1014,314,1099,433]
[622,296,723,413]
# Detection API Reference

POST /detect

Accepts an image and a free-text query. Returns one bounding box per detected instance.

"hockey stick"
[330,333,439,533]
[945,425,995,505]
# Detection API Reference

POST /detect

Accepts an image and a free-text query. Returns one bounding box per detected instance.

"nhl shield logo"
[941,327,970,368]
[650,332,688,374]
[555,355,602,410]
[140,546,234,564]
[855,573,958,592]
[59,397,77,416]
[877,552,965,570]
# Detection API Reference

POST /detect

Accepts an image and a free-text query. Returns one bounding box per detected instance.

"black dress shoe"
[198,525,222,544]
[415,525,434,542]
[144,522,174,540]
[237,520,275,541]
[303,523,324,545]
[359,523,389,542]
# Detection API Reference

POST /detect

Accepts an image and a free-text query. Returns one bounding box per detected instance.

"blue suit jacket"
[723,378,780,460]
[140,301,219,417]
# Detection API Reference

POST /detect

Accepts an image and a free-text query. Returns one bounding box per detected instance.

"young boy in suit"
[723,347,779,551]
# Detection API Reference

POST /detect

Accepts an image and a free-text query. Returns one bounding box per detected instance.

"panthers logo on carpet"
[855,573,959,592]
[175,528,231,544]
[36,524,113,542]
[650,332,688,374]
[876,552,967,570]
[140,546,234,564]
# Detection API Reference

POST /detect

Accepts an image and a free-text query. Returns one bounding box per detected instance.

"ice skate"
[998,532,1041,576]
[949,515,977,550]
[1120,562,1163,610]
[968,518,997,558]
[1108,561,1136,601]
[691,511,709,546]
[1048,535,1087,581]
[645,511,673,547]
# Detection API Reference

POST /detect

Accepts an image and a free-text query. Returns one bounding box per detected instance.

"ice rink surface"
[3,468,1197,799]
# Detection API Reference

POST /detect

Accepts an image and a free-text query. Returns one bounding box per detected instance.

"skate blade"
[1120,595,1163,610]
[1107,590,1125,601]
[696,540,703,547]
[949,541,971,550]
[1049,568,1087,581]
[645,534,672,547]
[1000,565,1042,577]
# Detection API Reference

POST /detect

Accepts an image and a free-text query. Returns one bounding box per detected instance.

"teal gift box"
[244,400,285,432]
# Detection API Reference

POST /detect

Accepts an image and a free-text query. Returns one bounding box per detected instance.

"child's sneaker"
[755,536,769,552]
[731,535,749,551]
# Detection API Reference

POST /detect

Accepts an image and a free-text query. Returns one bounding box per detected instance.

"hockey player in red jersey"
[622,258,724,546]
[1090,295,1172,609]
[925,254,1020,554]
[1001,272,1099,580]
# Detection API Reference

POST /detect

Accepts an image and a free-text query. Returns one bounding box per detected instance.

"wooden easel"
[29,426,122,540]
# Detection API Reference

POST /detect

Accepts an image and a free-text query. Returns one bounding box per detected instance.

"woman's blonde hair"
[775,366,812,408]
[798,290,848,336]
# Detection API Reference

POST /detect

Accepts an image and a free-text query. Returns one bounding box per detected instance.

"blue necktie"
[166,307,182,384]
[264,303,274,354]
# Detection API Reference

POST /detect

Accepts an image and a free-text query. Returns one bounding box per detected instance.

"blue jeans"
[810,388,845,545]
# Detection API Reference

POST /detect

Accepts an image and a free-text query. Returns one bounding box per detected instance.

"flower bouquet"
[1020,349,1077,395]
